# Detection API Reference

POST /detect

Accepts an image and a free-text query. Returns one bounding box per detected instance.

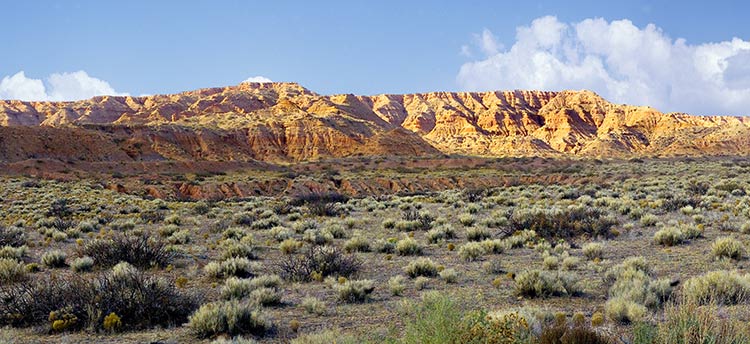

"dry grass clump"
[458,242,486,261]
[334,279,375,303]
[711,236,745,260]
[404,258,438,278]
[657,300,750,344]
[188,300,271,338]
[583,242,604,260]
[395,237,422,256]
[653,226,685,246]
[604,257,674,324]
[343,235,370,253]
[70,256,94,272]
[300,296,326,315]
[204,257,255,279]
[682,270,750,305]
[514,270,581,298]
[41,249,67,268]
[0,258,26,283]
[388,275,406,296]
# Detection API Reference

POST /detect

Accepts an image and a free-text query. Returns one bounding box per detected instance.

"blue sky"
[2,1,750,115]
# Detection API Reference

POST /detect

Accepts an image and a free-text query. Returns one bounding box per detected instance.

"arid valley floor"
[2,157,750,343]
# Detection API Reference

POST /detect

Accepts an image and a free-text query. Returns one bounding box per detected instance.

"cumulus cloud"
[243,76,273,83]
[457,16,750,116]
[0,70,127,101]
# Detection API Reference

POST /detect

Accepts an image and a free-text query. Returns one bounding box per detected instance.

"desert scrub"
[372,239,396,253]
[0,245,28,260]
[188,300,271,338]
[426,225,456,243]
[414,276,430,290]
[561,256,580,271]
[458,213,476,227]
[220,239,256,260]
[277,245,360,282]
[220,275,281,300]
[388,275,406,296]
[250,287,282,306]
[458,242,487,261]
[711,236,745,260]
[542,254,559,270]
[465,227,491,241]
[404,258,438,278]
[658,300,750,343]
[41,249,67,268]
[582,242,604,260]
[343,235,370,253]
[439,268,458,283]
[290,328,360,344]
[682,270,750,305]
[480,239,509,254]
[653,226,685,246]
[395,237,422,256]
[640,213,658,227]
[604,257,674,323]
[0,263,197,331]
[0,226,26,247]
[301,296,326,315]
[279,238,301,254]
[302,228,333,246]
[204,257,255,279]
[0,258,26,283]
[335,279,375,303]
[71,256,94,272]
[514,270,580,298]
[77,233,171,268]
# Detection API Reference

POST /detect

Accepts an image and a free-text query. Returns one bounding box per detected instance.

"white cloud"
[243,76,273,83]
[0,70,127,101]
[457,16,750,116]
[476,29,502,55]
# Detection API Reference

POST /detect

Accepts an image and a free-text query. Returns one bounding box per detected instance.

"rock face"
[1,82,749,162]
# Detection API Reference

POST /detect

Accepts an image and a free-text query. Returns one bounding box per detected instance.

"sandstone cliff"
[1,82,749,162]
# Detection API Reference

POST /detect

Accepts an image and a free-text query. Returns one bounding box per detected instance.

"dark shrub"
[506,207,617,242]
[0,269,197,331]
[288,192,349,217]
[277,245,360,282]
[539,324,612,344]
[77,233,171,269]
[0,226,25,247]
